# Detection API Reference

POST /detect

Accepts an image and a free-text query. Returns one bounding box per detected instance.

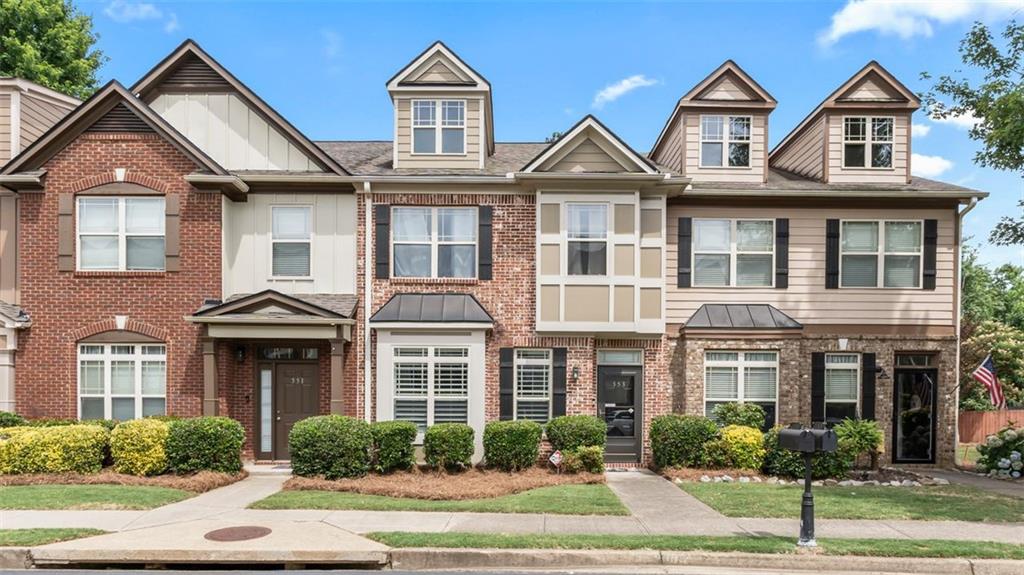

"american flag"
[972,355,1006,409]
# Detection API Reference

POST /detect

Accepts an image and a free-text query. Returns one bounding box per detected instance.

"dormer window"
[700,115,751,168]
[843,117,893,169]
[412,99,465,155]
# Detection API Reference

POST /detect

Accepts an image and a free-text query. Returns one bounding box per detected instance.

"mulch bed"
[0,469,247,492]
[284,466,605,500]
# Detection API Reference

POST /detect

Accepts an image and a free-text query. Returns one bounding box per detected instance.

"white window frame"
[411,99,466,156]
[391,345,470,436]
[391,206,478,279]
[77,343,167,420]
[825,353,860,422]
[692,218,774,287]
[270,205,313,279]
[842,116,895,169]
[76,196,165,272]
[565,202,609,277]
[513,349,553,423]
[702,351,779,422]
[699,115,752,168]
[839,219,923,289]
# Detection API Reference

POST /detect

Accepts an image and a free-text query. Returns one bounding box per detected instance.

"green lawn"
[251,484,628,515]
[0,485,191,510]
[0,528,106,547]
[369,532,1024,560]
[679,483,1024,522]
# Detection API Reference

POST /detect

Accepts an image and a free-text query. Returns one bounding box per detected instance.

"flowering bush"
[977,425,1024,480]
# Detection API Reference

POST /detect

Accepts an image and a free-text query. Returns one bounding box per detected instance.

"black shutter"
[478,206,493,280]
[811,352,826,423]
[922,219,938,290]
[552,348,567,417]
[677,217,692,288]
[825,219,840,289]
[775,218,789,289]
[499,348,514,420]
[374,204,390,279]
[861,353,877,420]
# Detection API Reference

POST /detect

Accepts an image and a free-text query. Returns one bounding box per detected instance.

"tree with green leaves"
[0,0,105,99]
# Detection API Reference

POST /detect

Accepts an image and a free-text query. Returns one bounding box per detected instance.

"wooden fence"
[959,410,1024,443]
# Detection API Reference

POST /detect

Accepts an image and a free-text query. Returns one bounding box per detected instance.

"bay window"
[700,115,751,167]
[392,206,477,278]
[412,99,465,154]
[392,346,469,431]
[825,353,860,425]
[693,219,773,287]
[566,203,608,275]
[840,220,922,288]
[78,343,166,421]
[271,206,311,277]
[514,349,552,423]
[843,117,893,168]
[78,197,165,271]
[704,351,778,428]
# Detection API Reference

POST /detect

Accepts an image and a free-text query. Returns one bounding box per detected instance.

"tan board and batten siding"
[771,115,825,181]
[665,206,957,326]
[827,112,909,184]
[0,93,10,164]
[395,97,481,169]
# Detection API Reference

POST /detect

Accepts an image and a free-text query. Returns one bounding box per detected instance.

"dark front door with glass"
[893,366,938,464]
[598,365,641,463]
[255,347,320,461]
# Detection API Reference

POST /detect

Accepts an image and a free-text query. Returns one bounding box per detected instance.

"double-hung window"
[271,206,312,277]
[700,115,751,167]
[840,220,922,288]
[78,343,166,421]
[843,117,894,168]
[514,349,552,423]
[693,219,773,287]
[825,353,860,425]
[704,351,778,428]
[412,99,465,154]
[78,197,165,271]
[392,207,477,278]
[566,203,608,275]
[392,346,469,432]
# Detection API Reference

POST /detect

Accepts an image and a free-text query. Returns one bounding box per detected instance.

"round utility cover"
[203,526,272,542]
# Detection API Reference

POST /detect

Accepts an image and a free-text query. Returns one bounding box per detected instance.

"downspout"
[954,196,979,453]
[363,181,373,423]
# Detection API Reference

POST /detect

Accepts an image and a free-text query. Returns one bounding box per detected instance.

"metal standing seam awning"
[369,293,494,330]
[684,304,802,331]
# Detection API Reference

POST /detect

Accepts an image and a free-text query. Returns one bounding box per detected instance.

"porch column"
[330,338,345,414]
[0,349,15,413]
[202,338,218,415]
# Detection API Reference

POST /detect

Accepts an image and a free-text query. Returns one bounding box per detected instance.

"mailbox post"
[778,423,838,547]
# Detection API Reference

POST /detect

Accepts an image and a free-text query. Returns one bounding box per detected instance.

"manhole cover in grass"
[204,526,272,542]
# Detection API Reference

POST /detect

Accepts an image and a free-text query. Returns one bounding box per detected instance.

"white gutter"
[954,195,980,451]
[363,180,373,423]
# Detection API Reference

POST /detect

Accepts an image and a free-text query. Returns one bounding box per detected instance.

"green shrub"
[561,446,605,473]
[0,424,109,474]
[761,426,855,479]
[0,412,25,428]
[25,418,117,431]
[650,414,718,469]
[834,418,884,469]
[711,403,767,430]
[705,425,765,470]
[977,425,1024,479]
[290,415,372,479]
[110,419,169,476]
[484,420,542,471]
[370,420,417,473]
[165,417,244,474]
[424,423,475,470]
[546,415,606,451]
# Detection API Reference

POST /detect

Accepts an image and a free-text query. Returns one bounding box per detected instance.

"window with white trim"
[412,99,465,154]
[392,206,477,278]
[78,344,166,421]
[843,117,893,168]
[704,351,777,427]
[825,353,860,425]
[77,197,165,271]
[566,203,608,275]
[693,219,773,287]
[840,220,922,288]
[700,115,751,167]
[271,206,311,277]
[514,349,552,423]
[392,346,469,432]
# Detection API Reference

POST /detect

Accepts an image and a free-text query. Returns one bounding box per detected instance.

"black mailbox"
[779,423,838,454]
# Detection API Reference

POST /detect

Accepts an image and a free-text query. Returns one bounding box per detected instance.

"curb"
[0,548,31,569]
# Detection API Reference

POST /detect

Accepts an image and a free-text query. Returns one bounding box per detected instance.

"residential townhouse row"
[0,40,985,466]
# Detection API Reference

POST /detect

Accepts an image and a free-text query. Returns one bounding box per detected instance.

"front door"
[256,360,319,460]
[598,365,641,463]
[893,367,938,464]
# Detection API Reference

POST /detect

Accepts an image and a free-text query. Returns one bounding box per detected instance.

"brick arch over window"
[70,319,169,343]
[69,171,173,194]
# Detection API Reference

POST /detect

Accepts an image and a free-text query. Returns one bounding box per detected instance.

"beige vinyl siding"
[684,112,766,183]
[666,205,957,326]
[700,77,754,101]
[0,93,10,164]
[827,112,909,184]
[0,196,16,303]
[549,138,627,172]
[395,96,481,169]
[844,76,902,101]
[19,92,74,151]
[651,113,683,173]
[413,61,463,83]
[771,114,825,181]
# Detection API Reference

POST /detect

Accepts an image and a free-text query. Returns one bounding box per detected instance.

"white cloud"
[818,0,1023,47]
[322,29,342,60]
[592,75,658,109]
[911,123,931,137]
[104,1,179,34]
[912,153,954,178]
[163,13,179,33]
[931,111,982,130]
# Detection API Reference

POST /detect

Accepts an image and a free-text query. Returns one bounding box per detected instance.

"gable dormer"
[650,60,776,183]
[770,61,920,184]
[523,115,658,174]
[387,41,493,170]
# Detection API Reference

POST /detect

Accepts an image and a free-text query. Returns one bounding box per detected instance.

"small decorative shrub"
[761,426,854,479]
[0,425,109,474]
[650,414,718,469]
[561,446,605,473]
[705,425,765,470]
[0,412,25,428]
[546,415,606,451]
[110,419,169,476]
[424,423,475,470]
[711,403,767,430]
[834,418,884,470]
[370,420,418,473]
[290,415,373,479]
[977,425,1024,479]
[165,417,245,474]
[484,420,542,471]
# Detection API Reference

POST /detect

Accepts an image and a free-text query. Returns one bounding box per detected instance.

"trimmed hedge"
[561,446,605,473]
[0,411,25,428]
[290,415,373,479]
[762,426,855,479]
[166,416,244,474]
[705,425,765,470]
[546,415,606,451]
[0,425,109,474]
[711,403,767,430]
[370,420,417,473]
[424,423,474,470]
[650,414,718,469]
[110,419,169,476]
[484,420,542,471]
[26,418,118,431]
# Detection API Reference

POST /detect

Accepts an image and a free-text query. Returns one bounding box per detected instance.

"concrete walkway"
[923,468,1024,499]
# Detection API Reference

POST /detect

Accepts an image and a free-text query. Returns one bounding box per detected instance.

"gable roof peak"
[386,40,491,90]
[680,59,777,105]
[521,114,658,174]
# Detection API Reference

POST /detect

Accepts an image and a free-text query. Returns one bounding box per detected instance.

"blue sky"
[84,0,1023,266]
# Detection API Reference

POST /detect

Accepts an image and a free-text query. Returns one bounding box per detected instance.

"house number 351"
[289,377,305,384]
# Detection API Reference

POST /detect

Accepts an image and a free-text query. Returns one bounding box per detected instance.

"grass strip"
[0,484,191,510]
[0,528,106,547]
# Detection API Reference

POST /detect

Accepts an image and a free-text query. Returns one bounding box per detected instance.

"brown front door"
[272,363,319,459]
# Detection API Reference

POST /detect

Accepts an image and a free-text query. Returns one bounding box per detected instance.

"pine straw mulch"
[284,466,605,500]
[0,469,247,492]
[660,467,764,482]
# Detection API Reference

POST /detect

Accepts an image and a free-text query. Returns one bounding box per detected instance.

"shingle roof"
[199,291,358,319]
[370,293,493,323]
[691,168,979,193]
[316,141,547,176]
[0,301,29,326]
[686,304,802,330]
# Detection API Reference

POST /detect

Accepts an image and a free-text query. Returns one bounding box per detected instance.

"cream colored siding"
[550,139,626,172]
[395,97,481,169]
[666,205,956,326]
[684,112,767,183]
[0,196,16,303]
[0,93,10,164]
[414,61,463,82]
[19,92,73,151]
[651,113,683,173]
[771,114,825,181]
[223,192,357,296]
[150,93,319,171]
[827,112,909,184]
[701,77,753,100]
[845,76,901,100]
[565,286,610,322]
